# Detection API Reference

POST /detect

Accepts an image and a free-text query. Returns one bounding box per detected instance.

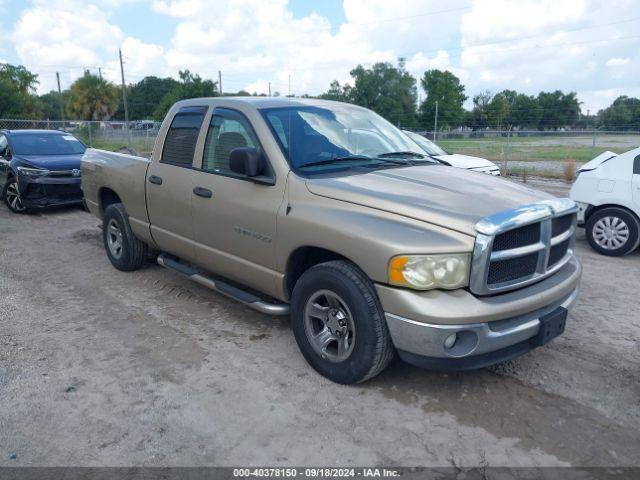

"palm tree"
[67,71,118,120]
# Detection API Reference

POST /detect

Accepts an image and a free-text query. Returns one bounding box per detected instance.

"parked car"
[403,130,501,175]
[570,148,640,256]
[0,129,86,213]
[82,98,581,384]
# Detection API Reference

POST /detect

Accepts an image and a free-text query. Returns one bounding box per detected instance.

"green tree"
[39,90,70,120]
[469,91,492,129]
[598,96,640,130]
[510,93,541,129]
[0,63,41,118]
[419,69,467,130]
[319,80,352,102]
[67,71,119,121]
[339,62,418,127]
[487,93,510,129]
[113,76,180,120]
[536,90,581,129]
[153,70,218,120]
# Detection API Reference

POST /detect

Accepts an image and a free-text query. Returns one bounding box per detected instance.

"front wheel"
[291,260,394,384]
[103,203,148,271]
[586,207,640,256]
[2,178,28,213]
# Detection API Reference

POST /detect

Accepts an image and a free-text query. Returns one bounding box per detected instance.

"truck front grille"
[487,252,539,284]
[470,200,577,295]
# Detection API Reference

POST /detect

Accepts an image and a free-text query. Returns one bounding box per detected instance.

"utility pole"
[98,67,102,80]
[218,70,223,96]
[288,74,291,97]
[268,82,271,97]
[56,72,64,122]
[434,100,439,141]
[119,49,130,142]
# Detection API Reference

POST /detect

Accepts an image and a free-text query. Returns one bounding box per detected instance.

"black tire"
[2,177,28,214]
[291,260,394,384]
[586,207,640,257]
[103,203,148,271]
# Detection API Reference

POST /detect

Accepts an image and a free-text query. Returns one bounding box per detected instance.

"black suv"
[0,129,86,213]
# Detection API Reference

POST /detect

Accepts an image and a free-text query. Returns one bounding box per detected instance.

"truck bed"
[81,148,152,235]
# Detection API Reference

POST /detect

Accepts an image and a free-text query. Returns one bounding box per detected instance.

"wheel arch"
[585,203,640,225]
[284,246,362,300]
[98,187,122,215]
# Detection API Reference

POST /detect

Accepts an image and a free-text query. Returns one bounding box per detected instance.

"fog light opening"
[444,333,457,349]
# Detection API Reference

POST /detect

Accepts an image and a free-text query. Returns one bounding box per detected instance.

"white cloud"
[459,0,639,111]
[606,57,631,67]
[5,0,639,112]
[11,0,126,91]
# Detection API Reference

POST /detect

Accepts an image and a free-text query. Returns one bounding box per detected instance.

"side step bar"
[157,253,290,316]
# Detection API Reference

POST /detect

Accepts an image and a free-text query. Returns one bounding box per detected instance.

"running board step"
[157,253,290,316]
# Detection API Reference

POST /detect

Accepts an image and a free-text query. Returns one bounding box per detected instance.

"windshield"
[261,105,428,171]
[11,133,86,156]
[404,131,448,156]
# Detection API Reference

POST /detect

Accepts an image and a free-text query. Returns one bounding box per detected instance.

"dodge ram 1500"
[82,97,582,384]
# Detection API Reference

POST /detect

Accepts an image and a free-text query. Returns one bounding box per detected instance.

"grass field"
[438,134,639,164]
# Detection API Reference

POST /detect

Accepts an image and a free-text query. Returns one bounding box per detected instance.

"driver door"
[191,108,286,297]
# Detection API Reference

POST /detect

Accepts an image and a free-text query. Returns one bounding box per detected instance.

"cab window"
[202,108,260,176]
[160,106,207,167]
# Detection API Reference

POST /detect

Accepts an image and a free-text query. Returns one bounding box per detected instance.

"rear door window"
[160,106,207,167]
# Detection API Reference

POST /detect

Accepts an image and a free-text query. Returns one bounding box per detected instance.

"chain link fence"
[0,119,158,157]
[2,119,639,178]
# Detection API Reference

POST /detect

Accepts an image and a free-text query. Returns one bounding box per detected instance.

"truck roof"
[173,96,367,111]
[1,129,68,136]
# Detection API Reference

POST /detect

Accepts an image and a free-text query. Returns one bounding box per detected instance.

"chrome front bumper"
[385,286,579,363]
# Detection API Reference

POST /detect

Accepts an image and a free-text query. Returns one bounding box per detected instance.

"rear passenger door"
[146,106,208,262]
[191,108,286,296]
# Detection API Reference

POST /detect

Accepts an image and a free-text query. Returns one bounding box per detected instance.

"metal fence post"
[88,122,93,147]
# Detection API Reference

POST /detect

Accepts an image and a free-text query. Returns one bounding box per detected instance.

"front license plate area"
[531,307,568,347]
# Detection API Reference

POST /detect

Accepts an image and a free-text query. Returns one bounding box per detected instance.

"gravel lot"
[1,184,639,467]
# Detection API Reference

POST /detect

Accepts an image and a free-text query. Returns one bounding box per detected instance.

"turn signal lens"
[388,253,471,290]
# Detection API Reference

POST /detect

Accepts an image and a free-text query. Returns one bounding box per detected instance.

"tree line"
[1,61,639,131]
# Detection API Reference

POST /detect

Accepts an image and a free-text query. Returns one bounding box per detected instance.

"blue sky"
[2,0,638,112]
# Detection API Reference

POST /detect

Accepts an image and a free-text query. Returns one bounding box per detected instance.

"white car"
[570,147,640,256]
[403,130,501,176]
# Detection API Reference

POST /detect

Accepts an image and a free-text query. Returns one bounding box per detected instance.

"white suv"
[570,147,640,256]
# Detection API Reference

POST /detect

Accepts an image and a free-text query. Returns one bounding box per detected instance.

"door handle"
[148,175,163,185]
[193,186,213,198]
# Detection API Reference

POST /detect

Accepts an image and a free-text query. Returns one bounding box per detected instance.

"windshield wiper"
[378,151,426,159]
[298,155,374,169]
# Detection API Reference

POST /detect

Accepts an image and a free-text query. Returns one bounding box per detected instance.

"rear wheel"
[291,260,394,384]
[586,207,640,256]
[2,178,27,214]
[103,203,148,271]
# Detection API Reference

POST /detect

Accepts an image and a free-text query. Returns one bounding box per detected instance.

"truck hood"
[434,153,496,170]
[306,165,553,236]
[15,153,83,170]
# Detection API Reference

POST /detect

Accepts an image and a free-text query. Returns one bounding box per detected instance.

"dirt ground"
[1,185,639,467]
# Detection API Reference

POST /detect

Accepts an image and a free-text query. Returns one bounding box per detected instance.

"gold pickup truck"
[81,97,582,384]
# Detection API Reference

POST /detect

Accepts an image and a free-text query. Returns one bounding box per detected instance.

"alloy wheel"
[303,289,356,363]
[5,181,26,212]
[106,218,124,259]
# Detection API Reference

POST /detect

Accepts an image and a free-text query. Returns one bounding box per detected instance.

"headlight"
[388,253,471,290]
[16,166,50,177]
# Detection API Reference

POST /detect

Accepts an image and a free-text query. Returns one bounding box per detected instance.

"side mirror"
[229,147,264,178]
